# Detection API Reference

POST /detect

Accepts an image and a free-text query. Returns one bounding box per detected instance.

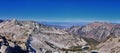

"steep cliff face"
[66,22,120,42]
[0,19,88,53]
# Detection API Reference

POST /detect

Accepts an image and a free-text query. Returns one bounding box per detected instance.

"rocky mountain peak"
[67,22,120,42]
[0,19,88,53]
[0,19,119,53]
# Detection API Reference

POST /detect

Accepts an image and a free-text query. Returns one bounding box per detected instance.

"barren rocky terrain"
[0,19,119,53]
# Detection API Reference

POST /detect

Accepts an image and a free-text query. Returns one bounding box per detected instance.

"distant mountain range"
[40,22,88,28]
[0,19,120,53]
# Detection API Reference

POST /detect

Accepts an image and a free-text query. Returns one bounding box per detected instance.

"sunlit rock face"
[66,22,120,42]
[97,37,120,53]
[0,19,87,53]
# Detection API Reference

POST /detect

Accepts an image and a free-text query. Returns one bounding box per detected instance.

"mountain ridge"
[66,22,120,42]
[0,19,119,53]
[0,19,88,53]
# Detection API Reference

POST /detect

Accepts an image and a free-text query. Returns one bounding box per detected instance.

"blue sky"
[0,0,120,23]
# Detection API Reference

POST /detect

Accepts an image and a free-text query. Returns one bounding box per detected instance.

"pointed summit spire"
[9,18,18,24]
[11,18,16,22]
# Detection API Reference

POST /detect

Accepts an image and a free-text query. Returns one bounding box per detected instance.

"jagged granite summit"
[0,19,87,53]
